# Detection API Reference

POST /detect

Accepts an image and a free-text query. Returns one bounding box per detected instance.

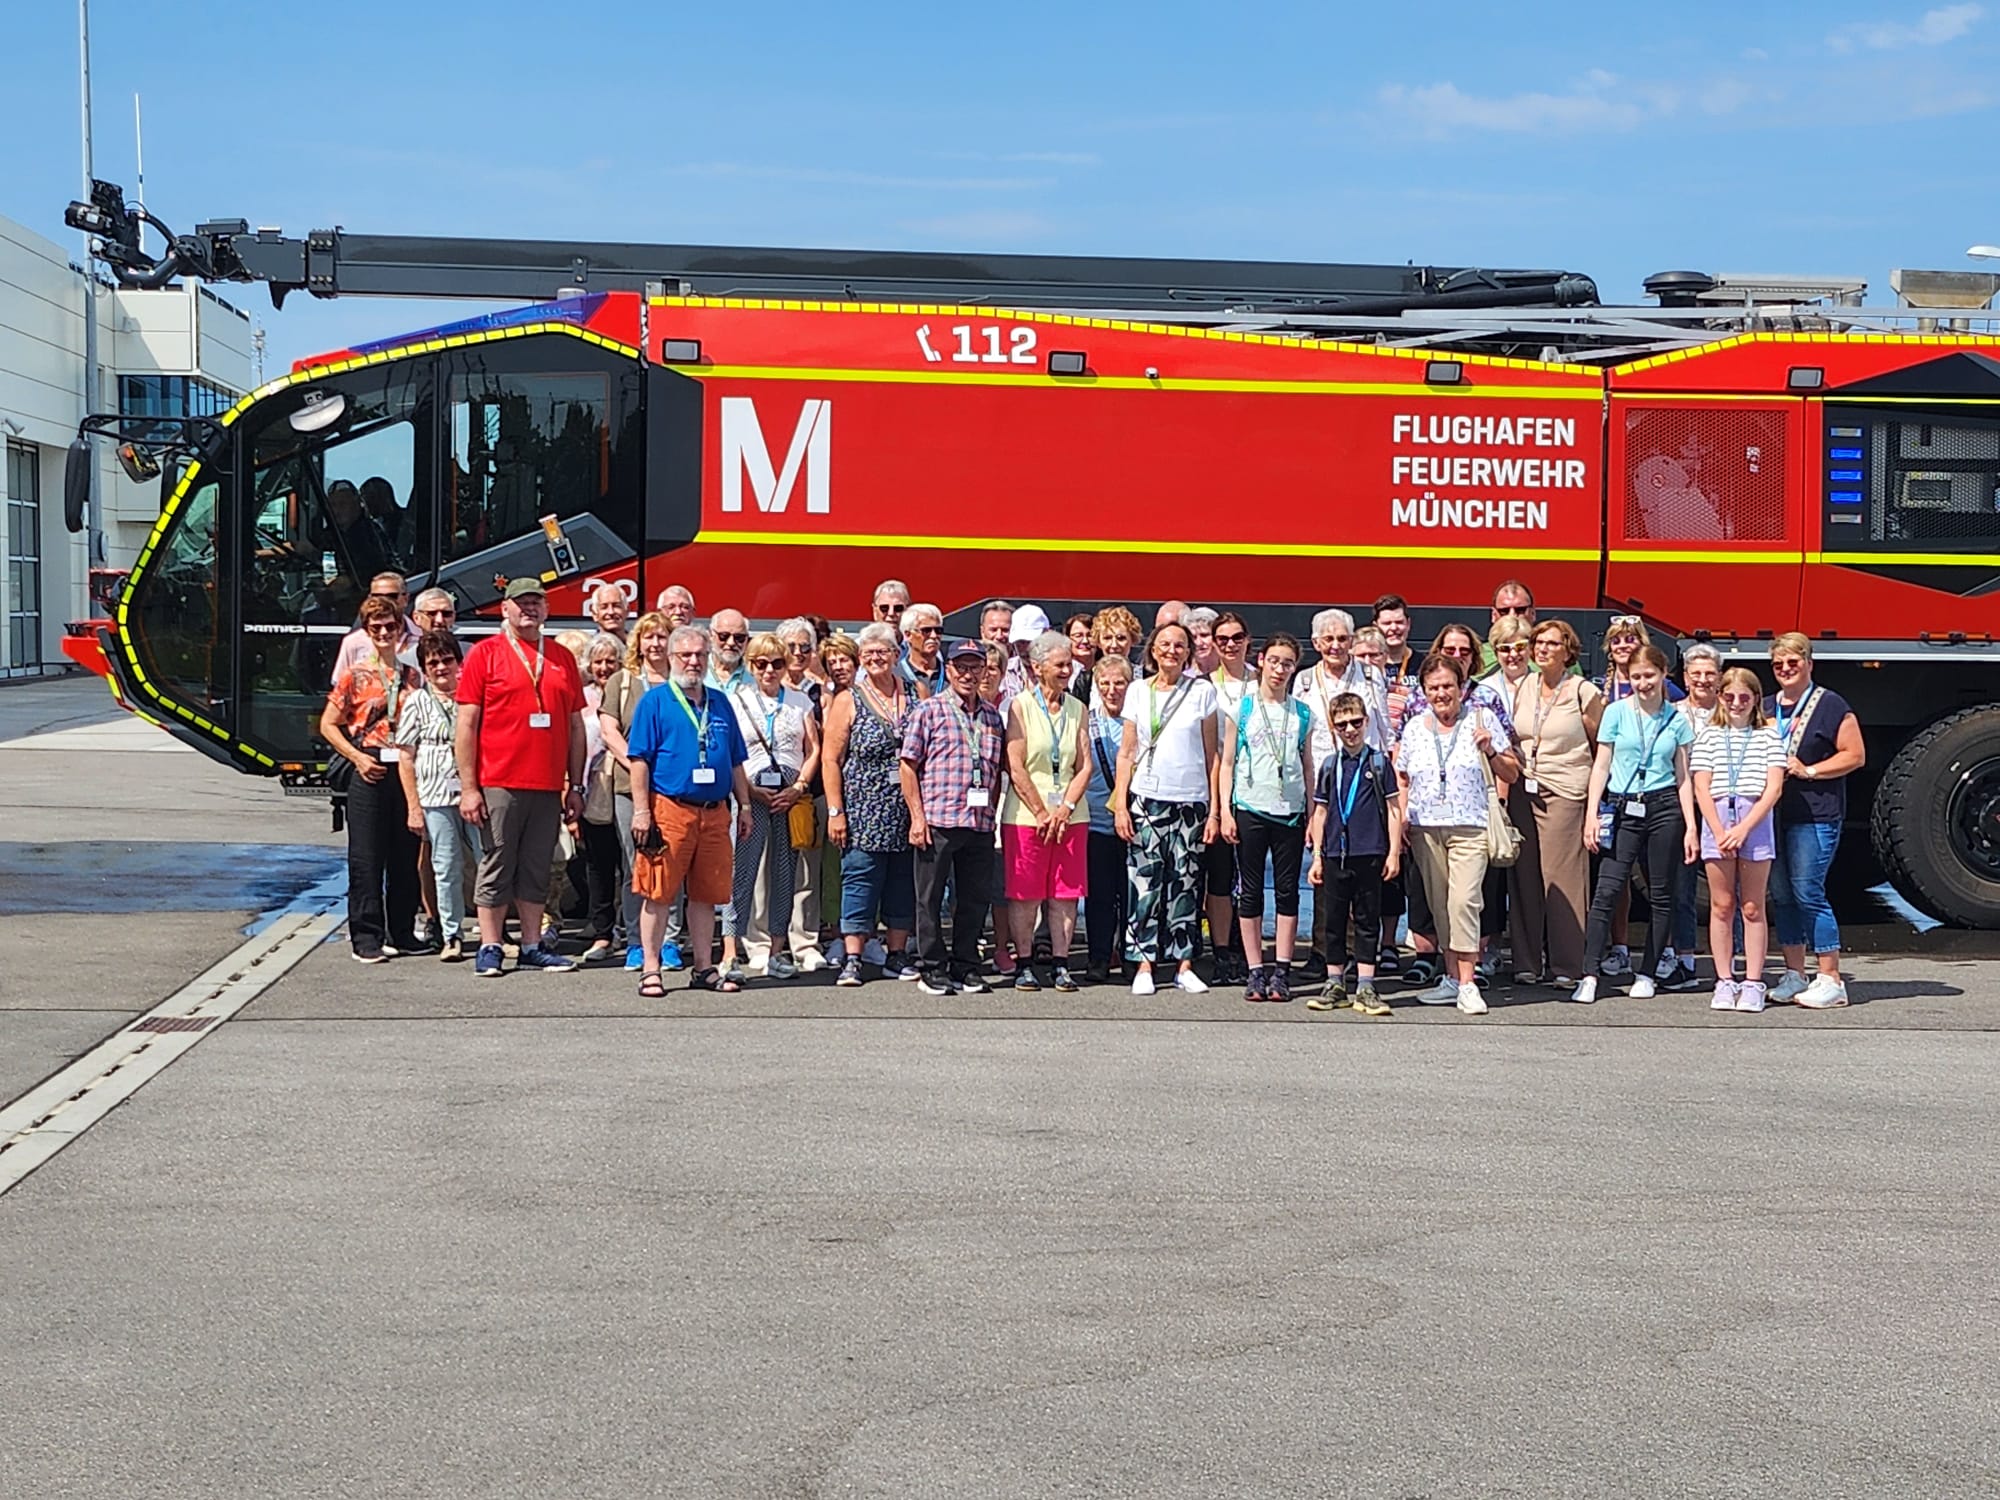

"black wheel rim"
[1946,754,2000,882]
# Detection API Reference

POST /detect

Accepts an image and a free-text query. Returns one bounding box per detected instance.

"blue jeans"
[840,847,915,934]
[1769,818,1841,955]
[422,806,484,944]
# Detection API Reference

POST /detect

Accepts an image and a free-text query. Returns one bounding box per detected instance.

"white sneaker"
[1174,968,1210,995]
[1600,945,1631,978]
[1569,976,1598,1005]
[1796,974,1850,1009]
[1455,981,1488,1015]
[1132,970,1156,996]
[1735,981,1767,1013]
[1769,970,1811,1003]
[1413,976,1461,1005]
[1710,980,1740,1011]
[1629,975,1657,999]
[794,946,829,974]
[1655,946,1680,981]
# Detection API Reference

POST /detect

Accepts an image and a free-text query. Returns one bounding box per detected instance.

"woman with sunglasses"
[1692,668,1787,1011]
[1201,611,1257,985]
[1598,616,1686,706]
[822,623,917,986]
[1573,645,1698,1004]
[1764,633,1865,1008]
[775,616,832,972]
[1219,631,1315,1001]
[323,594,426,963]
[724,633,821,982]
[1064,613,1098,698]
[1112,623,1221,995]
[1509,619,1604,987]
[394,628,481,963]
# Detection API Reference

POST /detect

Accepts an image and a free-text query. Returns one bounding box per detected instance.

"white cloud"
[662,161,1052,192]
[1828,3,1983,52]
[896,211,1055,241]
[1378,72,1679,135]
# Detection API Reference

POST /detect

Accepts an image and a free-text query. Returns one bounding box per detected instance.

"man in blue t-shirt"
[627,626,754,993]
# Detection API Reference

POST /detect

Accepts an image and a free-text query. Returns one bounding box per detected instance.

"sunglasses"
[366,622,403,635]
[750,656,786,668]
[1772,657,1806,669]
[1721,691,1757,704]
[1215,630,1248,644]
[420,656,457,669]
[713,631,748,645]
[1332,717,1366,729]
[1497,642,1528,653]
[784,642,813,655]
[1493,604,1531,616]
[910,625,942,636]
[873,603,902,615]
[1440,646,1473,657]
[1610,614,1642,628]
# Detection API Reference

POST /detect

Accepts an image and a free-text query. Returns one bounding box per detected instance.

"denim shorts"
[840,846,916,933]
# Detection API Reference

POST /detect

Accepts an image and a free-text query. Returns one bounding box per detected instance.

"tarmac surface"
[3,676,1997,1498]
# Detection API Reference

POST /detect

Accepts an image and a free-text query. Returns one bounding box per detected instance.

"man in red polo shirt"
[455,578,588,976]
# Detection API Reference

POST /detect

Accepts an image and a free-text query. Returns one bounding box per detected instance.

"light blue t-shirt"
[1599,698,1693,798]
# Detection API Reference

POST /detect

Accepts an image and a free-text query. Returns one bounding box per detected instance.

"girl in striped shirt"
[1690,667,1787,1013]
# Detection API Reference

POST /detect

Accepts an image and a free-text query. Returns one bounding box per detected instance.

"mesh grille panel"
[1623,407,1788,542]
[1857,413,2000,542]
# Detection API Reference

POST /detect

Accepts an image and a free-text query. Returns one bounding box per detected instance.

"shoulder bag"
[1477,712,1522,868]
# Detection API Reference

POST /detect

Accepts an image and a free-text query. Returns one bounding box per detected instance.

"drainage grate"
[130,1015,218,1034]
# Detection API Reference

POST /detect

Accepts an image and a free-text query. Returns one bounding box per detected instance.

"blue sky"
[6,0,1998,371]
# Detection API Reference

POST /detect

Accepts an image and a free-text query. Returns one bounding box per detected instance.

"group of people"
[320,571,1863,1014]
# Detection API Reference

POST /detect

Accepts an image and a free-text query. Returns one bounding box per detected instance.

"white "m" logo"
[719,397,831,514]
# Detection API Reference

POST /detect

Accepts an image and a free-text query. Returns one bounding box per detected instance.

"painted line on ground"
[0,877,345,1198]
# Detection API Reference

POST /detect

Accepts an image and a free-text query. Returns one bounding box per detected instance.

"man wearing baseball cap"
[454,576,589,976]
[900,637,1008,995]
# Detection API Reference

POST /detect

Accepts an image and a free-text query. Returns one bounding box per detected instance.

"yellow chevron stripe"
[685,363,1600,400]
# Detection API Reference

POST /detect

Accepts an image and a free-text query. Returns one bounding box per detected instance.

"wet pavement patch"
[0,842,343,917]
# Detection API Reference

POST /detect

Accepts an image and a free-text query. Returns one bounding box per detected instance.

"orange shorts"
[632,795,734,906]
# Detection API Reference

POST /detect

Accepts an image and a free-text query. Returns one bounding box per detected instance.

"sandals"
[688,966,742,994]
[638,971,667,998]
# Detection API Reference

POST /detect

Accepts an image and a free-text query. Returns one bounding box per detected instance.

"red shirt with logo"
[455,630,586,792]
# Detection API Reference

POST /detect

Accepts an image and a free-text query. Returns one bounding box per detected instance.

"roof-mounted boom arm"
[65,177,1597,319]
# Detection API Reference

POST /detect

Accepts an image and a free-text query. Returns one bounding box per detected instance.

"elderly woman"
[1220,631,1315,1001]
[574,634,628,964]
[895,602,946,698]
[1508,619,1604,985]
[600,612,677,970]
[322,594,425,963]
[1481,614,1535,690]
[1184,607,1221,676]
[1092,606,1142,667]
[1764,633,1866,1008]
[1000,630,1092,992]
[724,632,821,981]
[821,634,859,694]
[1396,652,1520,1015]
[1065,612,1098,690]
[1573,645,1698,1005]
[393,628,481,962]
[1112,623,1221,995]
[822,623,917,985]
[1082,654,1135,984]
[774,615,831,969]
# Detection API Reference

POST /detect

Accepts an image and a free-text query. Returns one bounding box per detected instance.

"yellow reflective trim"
[1614,330,2000,374]
[1610,549,1803,564]
[112,321,639,766]
[699,529,1601,562]
[647,294,1601,373]
[686,363,1601,400]
[1811,551,2000,566]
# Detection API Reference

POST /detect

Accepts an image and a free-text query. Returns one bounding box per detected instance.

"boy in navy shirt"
[1306,692,1403,1017]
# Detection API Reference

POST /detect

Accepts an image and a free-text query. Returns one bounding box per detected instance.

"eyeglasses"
[1772,656,1806,670]
[1721,691,1757,704]
[420,656,457,670]
[1215,630,1248,644]
[713,631,748,645]
[1332,717,1366,729]
[1264,658,1297,672]
[669,650,706,662]
[1318,633,1352,645]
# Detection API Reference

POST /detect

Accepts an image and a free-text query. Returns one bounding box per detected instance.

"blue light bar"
[1829,469,1864,482]
[1829,491,1864,504]
[1829,447,1864,460]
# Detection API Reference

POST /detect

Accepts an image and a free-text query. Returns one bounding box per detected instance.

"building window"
[6,441,42,674]
[119,374,235,421]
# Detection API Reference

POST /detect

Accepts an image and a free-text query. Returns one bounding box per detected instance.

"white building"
[0,212,253,678]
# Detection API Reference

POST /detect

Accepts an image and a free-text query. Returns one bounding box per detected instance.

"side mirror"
[63,439,91,533]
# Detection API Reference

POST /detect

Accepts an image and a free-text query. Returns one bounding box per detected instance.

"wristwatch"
[827,805,844,817]
[1803,764,1819,779]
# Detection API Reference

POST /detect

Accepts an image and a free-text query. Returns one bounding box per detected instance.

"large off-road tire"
[1871,705,2000,928]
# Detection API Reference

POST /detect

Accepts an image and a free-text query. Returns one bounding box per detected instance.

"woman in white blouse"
[1111,623,1220,996]
[1396,652,1520,1016]
[724,632,821,982]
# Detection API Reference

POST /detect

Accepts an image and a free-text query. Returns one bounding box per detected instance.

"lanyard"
[372,656,406,724]
[1089,714,1119,788]
[670,682,711,764]
[1526,676,1565,774]
[1331,750,1367,856]
[1141,678,1194,768]
[1212,667,1250,712]
[1721,725,1754,801]
[1622,701,1672,797]
[948,695,987,786]
[859,678,905,729]
[1030,690,1072,794]
[424,681,456,739]
[1429,713,1466,788]
[505,628,547,711]
[1244,696,1294,786]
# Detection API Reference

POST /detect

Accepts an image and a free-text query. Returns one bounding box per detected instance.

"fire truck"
[54,179,2000,927]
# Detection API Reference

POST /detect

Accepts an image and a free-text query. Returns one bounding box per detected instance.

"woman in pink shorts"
[1690,667,1787,1012]
[1001,629,1093,993]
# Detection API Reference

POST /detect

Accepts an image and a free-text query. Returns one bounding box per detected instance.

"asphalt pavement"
[2,676,1998,1499]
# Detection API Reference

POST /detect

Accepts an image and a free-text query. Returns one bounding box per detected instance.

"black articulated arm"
[67,177,1597,317]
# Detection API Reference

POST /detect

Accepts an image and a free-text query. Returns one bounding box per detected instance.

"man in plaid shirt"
[900,638,1007,995]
